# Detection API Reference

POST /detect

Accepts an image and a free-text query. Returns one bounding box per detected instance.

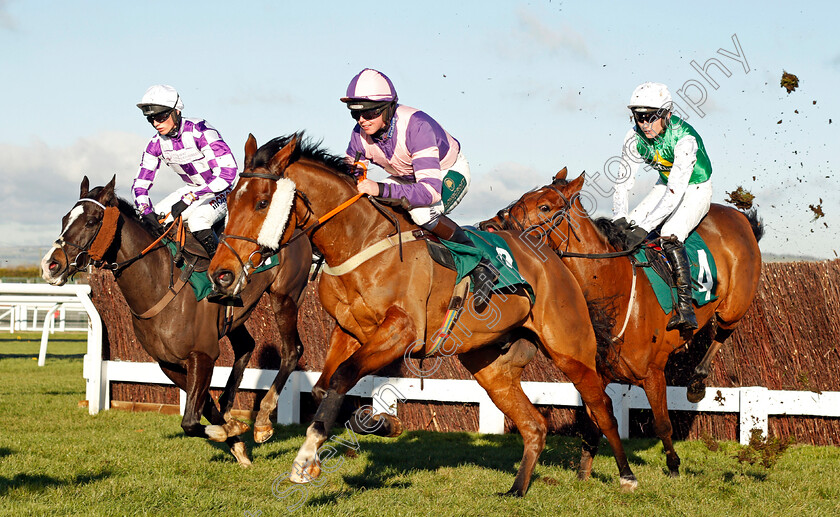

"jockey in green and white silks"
[612,82,712,331]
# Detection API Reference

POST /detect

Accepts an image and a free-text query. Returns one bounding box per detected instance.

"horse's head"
[209,134,302,297]
[41,176,121,285]
[479,167,586,233]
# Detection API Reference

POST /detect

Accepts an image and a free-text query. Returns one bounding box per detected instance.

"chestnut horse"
[41,176,311,466]
[208,134,639,495]
[481,169,762,476]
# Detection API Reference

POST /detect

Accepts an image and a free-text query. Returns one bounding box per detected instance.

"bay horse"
[41,176,312,466]
[481,169,762,476]
[208,133,639,495]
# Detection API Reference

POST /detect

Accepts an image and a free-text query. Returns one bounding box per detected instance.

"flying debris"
[725,186,755,210]
[780,71,799,94]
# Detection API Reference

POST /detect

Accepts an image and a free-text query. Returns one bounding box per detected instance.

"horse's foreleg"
[643,371,680,477]
[559,359,638,491]
[290,308,414,484]
[217,325,255,420]
[252,295,302,443]
[460,340,545,497]
[687,327,733,403]
[180,352,216,439]
[578,405,602,482]
[312,326,361,404]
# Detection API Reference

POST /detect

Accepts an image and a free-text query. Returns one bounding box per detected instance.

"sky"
[1,0,838,262]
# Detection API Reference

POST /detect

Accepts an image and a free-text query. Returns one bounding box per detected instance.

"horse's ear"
[80,176,90,198]
[268,134,299,176]
[567,173,585,195]
[99,175,117,205]
[553,167,568,182]
[244,133,257,171]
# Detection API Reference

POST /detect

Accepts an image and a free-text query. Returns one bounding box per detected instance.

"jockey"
[341,68,498,306]
[612,82,713,331]
[133,84,238,258]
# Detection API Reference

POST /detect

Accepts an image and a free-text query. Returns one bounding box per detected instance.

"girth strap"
[322,230,423,276]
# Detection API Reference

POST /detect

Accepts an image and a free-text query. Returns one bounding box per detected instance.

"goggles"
[146,109,174,124]
[350,104,388,121]
[633,110,663,124]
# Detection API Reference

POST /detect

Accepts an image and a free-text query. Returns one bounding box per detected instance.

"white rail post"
[739,386,769,444]
[606,383,631,439]
[38,303,61,366]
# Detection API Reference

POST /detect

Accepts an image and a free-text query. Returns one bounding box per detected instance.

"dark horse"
[481,169,763,476]
[208,134,639,495]
[41,176,312,465]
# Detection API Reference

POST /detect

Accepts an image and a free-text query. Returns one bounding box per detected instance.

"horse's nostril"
[49,261,59,272]
[216,271,233,288]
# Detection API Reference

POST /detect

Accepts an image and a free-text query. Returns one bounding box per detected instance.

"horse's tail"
[585,295,622,378]
[742,208,764,243]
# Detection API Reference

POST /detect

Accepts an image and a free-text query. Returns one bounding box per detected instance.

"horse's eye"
[539,205,551,213]
[256,199,269,210]
[85,217,99,227]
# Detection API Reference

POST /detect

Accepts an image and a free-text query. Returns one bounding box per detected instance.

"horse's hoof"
[376,413,404,438]
[226,419,250,438]
[288,460,321,484]
[497,488,524,497]
[231,441,251,467]
[577,470,592,481]
[686,383,706,403]
[619,475,638,492]
[669,469,680,478]
[254,424,275,444]
[205,425,228,442]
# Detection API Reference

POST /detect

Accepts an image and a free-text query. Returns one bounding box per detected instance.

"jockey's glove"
[142,212,164,234]
[171,200,189,221]
[613,217,630,232]
[623,225,648,250]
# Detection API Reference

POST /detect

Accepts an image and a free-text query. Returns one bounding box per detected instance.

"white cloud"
[0,131,150,246]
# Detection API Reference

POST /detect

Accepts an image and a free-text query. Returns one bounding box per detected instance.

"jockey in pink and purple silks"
[133,84,238,258]
[341,68,498,306]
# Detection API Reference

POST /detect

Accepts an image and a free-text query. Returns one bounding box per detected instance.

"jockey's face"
[152,110,178,136]
[635,111,670,139]
[358,111,387,136]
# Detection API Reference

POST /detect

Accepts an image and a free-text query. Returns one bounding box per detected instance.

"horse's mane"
[254,132,354,178]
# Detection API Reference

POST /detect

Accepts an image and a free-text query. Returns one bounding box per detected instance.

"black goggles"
[146,109,174,124]
[633,110,663,124]
[350,104,388,121]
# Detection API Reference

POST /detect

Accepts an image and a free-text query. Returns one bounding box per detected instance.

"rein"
[219,161,386,281]
[502,185,636,259]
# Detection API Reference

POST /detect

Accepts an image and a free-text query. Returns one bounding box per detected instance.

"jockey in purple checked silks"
[133,84,238,258]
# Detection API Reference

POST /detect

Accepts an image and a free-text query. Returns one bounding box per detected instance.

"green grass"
[2,332,840,516]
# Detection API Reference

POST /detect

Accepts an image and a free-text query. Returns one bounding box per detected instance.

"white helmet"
[137,85,184,116]
[628,82,672,112]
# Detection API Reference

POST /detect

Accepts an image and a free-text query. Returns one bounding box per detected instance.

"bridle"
[497,183,635,260]
[217,170,367,284]
[51,198,118,278]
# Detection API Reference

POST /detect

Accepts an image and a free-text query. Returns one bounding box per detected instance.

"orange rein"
[139,212,186,256]
[304,159,369,229]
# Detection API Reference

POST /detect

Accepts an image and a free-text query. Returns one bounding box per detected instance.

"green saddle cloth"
[632,231,718,314]
[438,227,535,304]
[164,240,280,301]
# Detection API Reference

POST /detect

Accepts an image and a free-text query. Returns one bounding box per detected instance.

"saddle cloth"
[436,227,535,304]
[632,231,718,314]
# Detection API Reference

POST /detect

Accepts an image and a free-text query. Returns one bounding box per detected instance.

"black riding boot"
[424,215,499,313]
[193,229,218,258]
[663,238,698,331]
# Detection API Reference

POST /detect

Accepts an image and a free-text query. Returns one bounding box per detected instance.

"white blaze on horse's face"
[60,205,85,238]
[256,178,296,249]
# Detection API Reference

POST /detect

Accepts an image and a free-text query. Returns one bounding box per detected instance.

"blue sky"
[1,0,838,260]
